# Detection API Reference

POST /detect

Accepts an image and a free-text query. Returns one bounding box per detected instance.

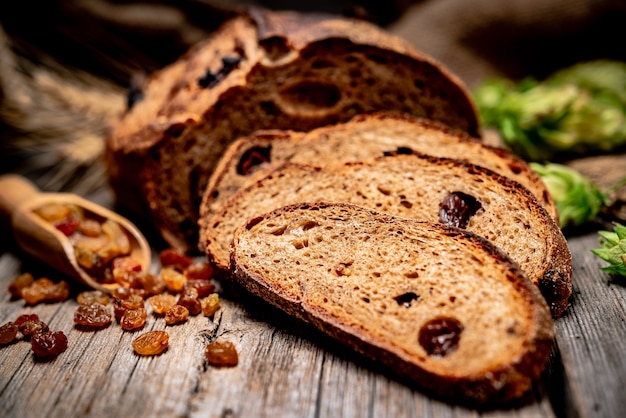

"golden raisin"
[132,331,169,356]
[21,278,55,305]
[78,218,102,237]
[19,320,50,339]
[184,279,215,298]
[8,272,34,298]
[184,262,214,281]
[0,322,19,345]
[74,304,113,328]
[201,293,221,317]
[177,287,201,315]
[46,281,70,302]
[120,308,147,331]
[111,256,142,287]
[161,267,187,293]
[77,290,111,306]
[205,340,238,367]
[147,294,177,315]
[132,272,166,296]
[164,305,189,325]
[159,248,193,270]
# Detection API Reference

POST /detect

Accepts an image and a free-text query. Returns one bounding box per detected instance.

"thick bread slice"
[199,112,557,243]
[231,202,555,404]
[105,8,479,251]
[204,154,572,316]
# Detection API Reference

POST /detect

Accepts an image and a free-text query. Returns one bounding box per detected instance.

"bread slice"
[231,202,555,404]
[203,153,572,316]
[199,112,557,243]
[105,8,479,251]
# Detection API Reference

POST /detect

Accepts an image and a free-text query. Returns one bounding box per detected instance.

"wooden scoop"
[0,174,151,292]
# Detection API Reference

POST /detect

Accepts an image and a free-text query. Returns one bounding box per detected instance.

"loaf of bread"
[203,153,572,316]
[231,202,555,404]
[105,8,480,251]
[199,112,557,242]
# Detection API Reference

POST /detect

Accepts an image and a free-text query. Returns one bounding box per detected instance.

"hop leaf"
[529,162,605,228]
[591,224,626,278]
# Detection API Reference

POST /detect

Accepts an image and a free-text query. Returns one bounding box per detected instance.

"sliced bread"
[105,8,479,251]
[231,202,555,404]
[199,112,557,244]
[203,153,572,316]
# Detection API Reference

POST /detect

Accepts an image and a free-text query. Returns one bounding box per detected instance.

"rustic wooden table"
[0,176,624,418]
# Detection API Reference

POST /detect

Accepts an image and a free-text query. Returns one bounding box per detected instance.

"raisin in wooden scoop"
[0,174,151,293]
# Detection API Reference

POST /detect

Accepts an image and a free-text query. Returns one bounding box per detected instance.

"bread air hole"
[393,292,419,308]
[418,317,463,357]
[236,145,272,176]
[277,81,341,114]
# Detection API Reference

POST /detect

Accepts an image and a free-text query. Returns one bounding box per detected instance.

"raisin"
[131,272,166,296]
[46,281,70,302]
[19,320,50,339]
[78,218,102,237]
[120,308,147,331]
[177,287,201,316]
[438,192,482,229]
[164,305,189,325]
[111,256,142,287]
[15,314,39,326]
[159,248,193,270]
[147,294,177,315]
[74,304,113,328]
[77,290,110,306]
[236,146,272,176]
[0,322,19,345]
[132,331,169,356]
[161,267,187,293]
[112,286,143,301]
[21,278,55,305]
[201,293,221,317]
[8,272,34,298]
[205,340,238,367]
[31,331,68,358]
[418,317,463,357]
[114,294,145,321]
[184,262,214,281]
[184,279,215,298]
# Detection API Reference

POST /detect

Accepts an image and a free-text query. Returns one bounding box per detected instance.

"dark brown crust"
[231,202,555,404]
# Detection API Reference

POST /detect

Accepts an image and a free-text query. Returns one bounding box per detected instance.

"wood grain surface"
[0,182,624,418]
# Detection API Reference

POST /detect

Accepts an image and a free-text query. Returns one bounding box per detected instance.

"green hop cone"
[530,162,605,228]
[591,223,626,278]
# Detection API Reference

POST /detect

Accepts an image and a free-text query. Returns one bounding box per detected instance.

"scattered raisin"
[0,322,19,345]
[177,287,201,316]
[159,249,193,270]
[147,294,177,315]
[164,305,189,325]
[15,314,39,326]
[205,340,238,367]
[120,308,147,331]
[19,320,50,339]
[114,294,145,321]
[183,262,214,281]
[8,272,34,298]
[131,272,166,296]
[184,279,215,298]
[74,304,113,328]
[31,331,68,358]
[77,290,110,306]
[438,192,482,229]
[201,293,221,317]
[418,317,463,357]
[161,267,187,293]
[132,331,169,356]
[21,278,55,305]
[46,281,70,302]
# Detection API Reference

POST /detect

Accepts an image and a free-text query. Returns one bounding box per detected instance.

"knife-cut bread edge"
[231,202,555,404]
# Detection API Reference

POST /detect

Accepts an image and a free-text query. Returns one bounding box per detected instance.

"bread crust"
[105,9,479,251]
[231,202,555,404]
[205,153,572,317]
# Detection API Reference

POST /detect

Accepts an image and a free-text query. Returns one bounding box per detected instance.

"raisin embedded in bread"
[105,8,479,252]
[231,202,555,404]
[203,154,572,317]
[199,111,557,244]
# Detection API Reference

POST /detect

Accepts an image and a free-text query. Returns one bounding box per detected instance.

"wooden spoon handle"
[0,174,42,227]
